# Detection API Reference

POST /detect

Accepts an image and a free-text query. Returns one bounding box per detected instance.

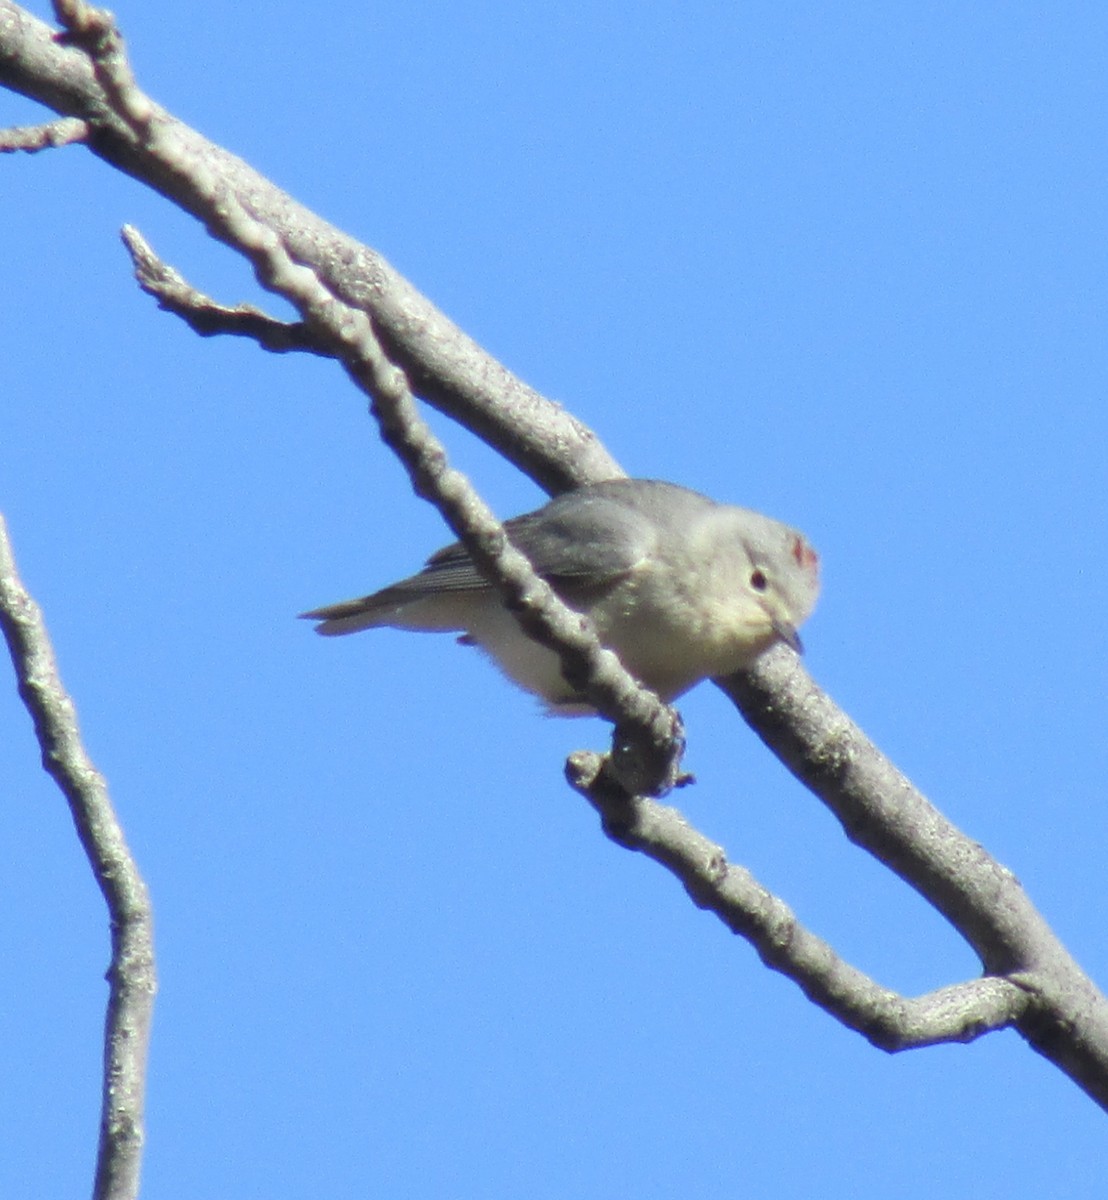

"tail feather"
[299,595,395,637]
[300,581,476,636]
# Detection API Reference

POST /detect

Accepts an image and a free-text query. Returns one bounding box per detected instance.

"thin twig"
[566,751,1027,1048]
[122,224,317,353]
[0,114,86,150]
[0,514,155,1200]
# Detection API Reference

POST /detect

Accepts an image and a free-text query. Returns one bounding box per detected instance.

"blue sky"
[3,1,1108,1194]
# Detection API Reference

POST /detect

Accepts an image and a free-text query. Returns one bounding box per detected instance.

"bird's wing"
[416,489,658,595]
[301,487,660,628]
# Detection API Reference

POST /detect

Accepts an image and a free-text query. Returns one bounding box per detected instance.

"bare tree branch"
[723,654,1108,1100]
[3,0,1108,1123]
[567,750,1029,1048]
[0,514,155,1200]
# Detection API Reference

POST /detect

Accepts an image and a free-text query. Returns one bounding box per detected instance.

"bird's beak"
[771,616,804,655]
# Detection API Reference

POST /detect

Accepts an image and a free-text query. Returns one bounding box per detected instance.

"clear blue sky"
[3,1,1108,1194]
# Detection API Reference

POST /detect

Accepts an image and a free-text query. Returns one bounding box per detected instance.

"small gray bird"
[302,479,819,713]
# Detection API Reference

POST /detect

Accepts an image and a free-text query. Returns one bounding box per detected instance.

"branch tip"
[0,115,87,151]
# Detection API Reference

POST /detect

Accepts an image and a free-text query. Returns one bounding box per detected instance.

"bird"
[301,478,819,713]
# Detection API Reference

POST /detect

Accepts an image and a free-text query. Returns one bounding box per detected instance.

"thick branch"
[723,652,1108,1105]
[0,514,155,1200]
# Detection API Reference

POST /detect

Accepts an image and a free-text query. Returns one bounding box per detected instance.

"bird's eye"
[749,569,768,592]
